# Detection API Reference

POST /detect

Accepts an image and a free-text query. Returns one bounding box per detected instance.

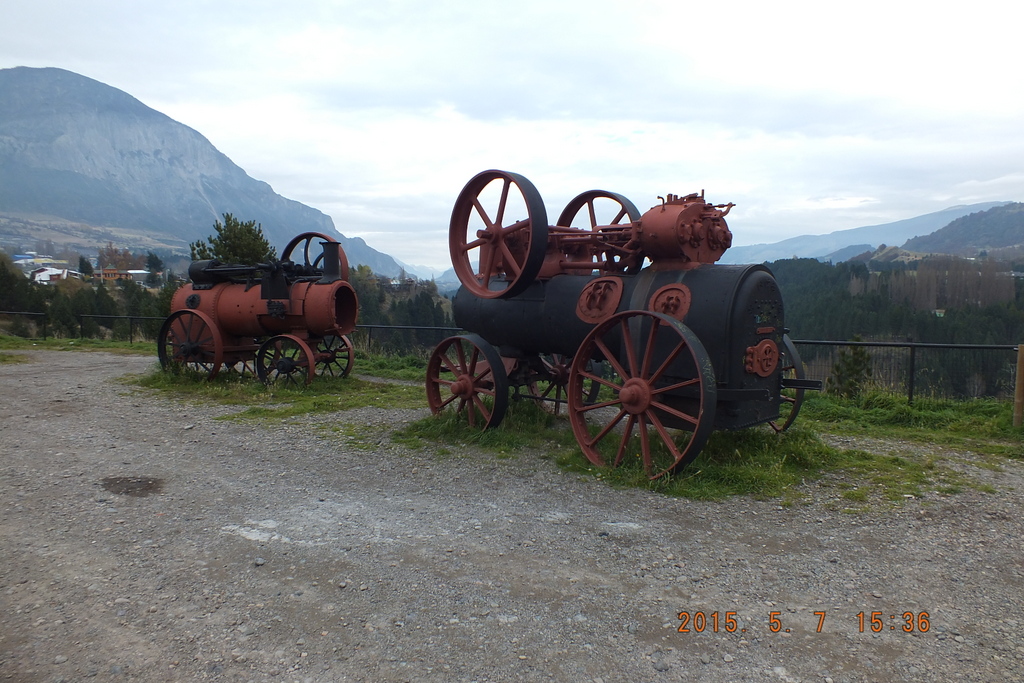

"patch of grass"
[0,334,156,355]
[353,350,427,382]
[404,397,995,503]
[394,398,579,459]
[802,391,1023,460]
[135,365,426,419]
[0,350,30,364]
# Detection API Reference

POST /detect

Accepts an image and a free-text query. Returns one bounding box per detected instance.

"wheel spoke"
[593,338,630,384]
[612,414,636,467]
[500,240,522,277]
[620,318,640,378]
[647,410,684,462]
[650,399,700,427]
[578,397,624,413]
[455,341,467,374]
[650,377,700,395]
[586,408,627,448]
[499,219,531,235]
[440,353,461,377]
[471,395,492,424]
[494,178,510,227]
[472,197,494,229]
[638,413,652,474]
[481,244,497,285]
[463,236,487,252]
[640,315,660,378]
[577,368,621,393]
[648,337,687,386]
[437,392,459,410]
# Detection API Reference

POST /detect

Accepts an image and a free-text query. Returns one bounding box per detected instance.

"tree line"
[770,257,1024,344]
[0,213,454,342]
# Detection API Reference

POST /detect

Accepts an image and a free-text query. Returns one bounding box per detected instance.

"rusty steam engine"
[427,170,820,479]
[158,232,359,386]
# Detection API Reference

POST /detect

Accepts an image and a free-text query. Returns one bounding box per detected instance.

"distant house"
[30,267,83,284]
[14,255,70,276]
[99,267,134,283]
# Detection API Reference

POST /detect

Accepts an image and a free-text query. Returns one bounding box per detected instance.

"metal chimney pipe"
[318,241,342,283]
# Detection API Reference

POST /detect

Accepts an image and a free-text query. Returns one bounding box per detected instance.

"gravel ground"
[1,350,1022,683]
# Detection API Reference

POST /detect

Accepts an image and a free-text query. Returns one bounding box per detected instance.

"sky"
[2,0,1023,272]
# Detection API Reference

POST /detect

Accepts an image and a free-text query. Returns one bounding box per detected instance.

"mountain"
[0,66,409,277]
[902,202,1024,257]
[720,201,1012,264]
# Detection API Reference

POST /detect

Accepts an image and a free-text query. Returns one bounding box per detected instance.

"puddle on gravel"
[99,476,164,497]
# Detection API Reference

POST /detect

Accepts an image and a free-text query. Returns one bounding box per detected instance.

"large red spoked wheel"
[556,190,642,271]
[158,309,225,379]
[256,334,316,387]
[449,170,548,299]
[282,231,350,282]
[567,310,717,479]
[426,334,509,429]
[769,334,807,433]
[316,334,354,378]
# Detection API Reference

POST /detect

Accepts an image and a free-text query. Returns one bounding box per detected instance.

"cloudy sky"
[3,0,1023,271]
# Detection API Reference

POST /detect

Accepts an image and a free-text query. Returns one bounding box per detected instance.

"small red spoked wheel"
[526,354,602,416]
[449,170,548,299]
[556,190,640,229]
[281,231,350,282]
[316,334,354,378]
[256,334,316,387]
[556,190,642,272]
[426,334,509,429]
[158,309,225,379]
[568,310,717,479]
[769,334,807,433]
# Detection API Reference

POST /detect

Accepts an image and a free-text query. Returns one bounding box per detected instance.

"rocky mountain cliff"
[0,66,410,277]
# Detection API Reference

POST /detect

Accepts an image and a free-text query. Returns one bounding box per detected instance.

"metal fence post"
[1014,345,1024,427]
[907,345,916,405]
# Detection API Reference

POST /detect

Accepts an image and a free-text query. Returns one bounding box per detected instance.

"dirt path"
[1,351,1022,682]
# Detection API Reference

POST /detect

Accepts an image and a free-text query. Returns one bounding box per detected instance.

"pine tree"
[190,214,276,264]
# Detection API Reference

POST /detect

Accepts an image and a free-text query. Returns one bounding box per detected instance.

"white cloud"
[2,0,1022,269]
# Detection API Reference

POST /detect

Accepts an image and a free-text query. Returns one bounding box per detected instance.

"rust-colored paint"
[647,283,692,321]
[745,339,780,377]
[575,277,623,324]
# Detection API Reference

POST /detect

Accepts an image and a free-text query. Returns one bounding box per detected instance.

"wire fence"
[2,310,1019,402]
[794,340,1019,402]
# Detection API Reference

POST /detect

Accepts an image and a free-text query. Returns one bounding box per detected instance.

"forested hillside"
[902,202,1024,257]
[771,257,1024,344]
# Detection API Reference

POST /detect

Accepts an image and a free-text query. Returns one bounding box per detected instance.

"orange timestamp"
[677,610,931,634]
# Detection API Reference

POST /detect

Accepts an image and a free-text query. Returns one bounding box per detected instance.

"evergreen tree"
[190,213,276,264]
[145,252,164,286]
[47,291,78,338]
[78,256,94,277]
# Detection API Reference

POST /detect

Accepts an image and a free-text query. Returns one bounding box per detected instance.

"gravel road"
[1,350,1022,683]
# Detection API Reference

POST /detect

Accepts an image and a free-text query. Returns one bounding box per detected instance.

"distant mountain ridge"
[0,66,411,277]
[720,201,1012,264]
[903,202,1024,256]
